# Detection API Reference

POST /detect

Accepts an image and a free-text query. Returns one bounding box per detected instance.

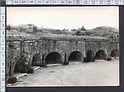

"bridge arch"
[14,61,20,73]
[86,50,94,62]
[95,50,107,60]
[110,49,119,57]
[13,58,19,73]
[68,51,83,62]
[32,53,41,66]
[14,60,27,73]
[45,52,62,64]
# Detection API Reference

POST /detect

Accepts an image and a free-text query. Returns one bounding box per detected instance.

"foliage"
[90,26,119,41]
[7,25,11,30]
[75,31,81,36]
[80,26,86,31]
[7,24,119,41]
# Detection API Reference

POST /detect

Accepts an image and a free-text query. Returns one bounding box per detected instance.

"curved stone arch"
[110,49,119,57]
[13,56,29,73]
[13,60,19,73]
[95,50,107,60]
[32,53,42,66]
[29,52,39,66]
[94,48,108,56]
[45,52,62,64]
[11,57,20,76]
[48,49,65,62]
[68,51,83,62]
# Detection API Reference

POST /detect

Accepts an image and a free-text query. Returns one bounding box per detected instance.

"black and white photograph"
[6,6,119,87]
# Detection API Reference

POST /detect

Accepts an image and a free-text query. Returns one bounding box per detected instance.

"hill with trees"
[7,24,119,41]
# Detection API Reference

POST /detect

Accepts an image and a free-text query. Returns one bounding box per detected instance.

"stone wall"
[6,38,119,79]
[6,41,20,79]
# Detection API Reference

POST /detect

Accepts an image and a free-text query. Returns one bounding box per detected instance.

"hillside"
[7,24,119,41]
[90,26,119,37]
[72,26,119,41]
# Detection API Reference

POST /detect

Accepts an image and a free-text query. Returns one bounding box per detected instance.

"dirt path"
[9,60,119,87]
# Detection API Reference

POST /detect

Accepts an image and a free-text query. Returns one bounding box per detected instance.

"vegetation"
[7,24,119,41]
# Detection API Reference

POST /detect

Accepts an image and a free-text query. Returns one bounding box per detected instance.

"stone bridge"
[6,35,119,79]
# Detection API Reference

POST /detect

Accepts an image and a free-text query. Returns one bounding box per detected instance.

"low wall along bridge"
[6,35,119,81]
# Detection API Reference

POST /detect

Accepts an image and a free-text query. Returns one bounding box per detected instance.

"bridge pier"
[86,50,95,62]
[40,53,47,67]
[62,52,69,65]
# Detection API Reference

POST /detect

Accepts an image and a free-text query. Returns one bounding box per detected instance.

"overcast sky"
[7,6,119,30]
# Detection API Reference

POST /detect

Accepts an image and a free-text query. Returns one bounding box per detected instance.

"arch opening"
[110,49,119,57]
[68,51,83,62]
[95,50,107,60]
[14,58,28,73]
[86,50,94,62]
[45,52,62,64]
[32,53,41,66]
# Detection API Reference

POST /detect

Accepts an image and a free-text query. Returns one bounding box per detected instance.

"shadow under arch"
[68,51,83,62]
[45,52,62,64]
[110,49,119,57]
[95,50,107,60]
[86,50,94,62]
[14,57,28,73]
[32,53,41,66]
[14,61,20,73]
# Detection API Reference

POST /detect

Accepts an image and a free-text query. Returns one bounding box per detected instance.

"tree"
[71,29,76,31]
[33,26,38,33]
[80,26,86,31]
[7,25,11,31]
[75,31,81,36]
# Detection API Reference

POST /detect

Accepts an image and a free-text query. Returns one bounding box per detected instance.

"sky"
[7,6,119,30]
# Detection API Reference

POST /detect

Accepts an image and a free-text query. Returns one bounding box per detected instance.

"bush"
[107,57,112,61]
[62,61,69,65]
[8,77,17,84]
